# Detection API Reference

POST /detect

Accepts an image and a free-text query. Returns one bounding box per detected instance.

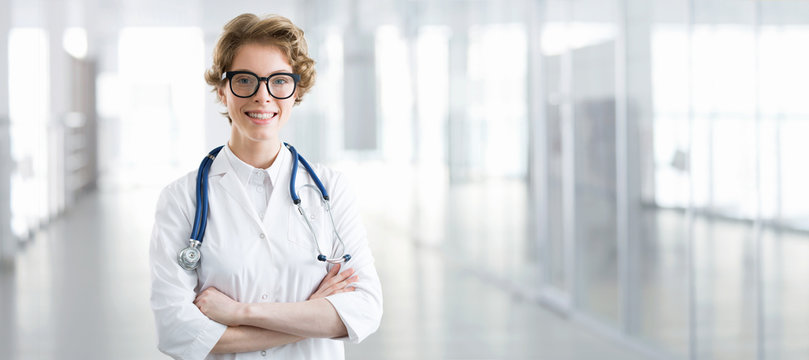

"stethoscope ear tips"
[316,254,351,262]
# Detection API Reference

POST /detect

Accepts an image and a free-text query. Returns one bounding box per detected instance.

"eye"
[231,74,256,85]
[271,77,289,85]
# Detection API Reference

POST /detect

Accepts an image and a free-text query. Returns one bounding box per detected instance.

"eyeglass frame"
[221,71,301,100]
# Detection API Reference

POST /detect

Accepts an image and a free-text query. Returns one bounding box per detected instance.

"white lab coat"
[149,146,383,360]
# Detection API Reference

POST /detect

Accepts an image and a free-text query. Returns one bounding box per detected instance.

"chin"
[250,130,279,141]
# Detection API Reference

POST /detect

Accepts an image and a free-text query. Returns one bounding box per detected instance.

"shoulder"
[152,169,199,228]
[310,162,341,182]
[307,162,361,205]
[308,162,346,188]
[157,170,197,208]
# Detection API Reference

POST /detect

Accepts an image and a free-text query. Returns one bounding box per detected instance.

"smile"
[246,112,277,120]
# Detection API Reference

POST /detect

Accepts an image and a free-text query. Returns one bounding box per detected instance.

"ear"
[217,86,227,106]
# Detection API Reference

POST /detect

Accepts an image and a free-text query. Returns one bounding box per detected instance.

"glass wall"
[532,0,809,358]
[759,2,809,359]
[628,0,691,357]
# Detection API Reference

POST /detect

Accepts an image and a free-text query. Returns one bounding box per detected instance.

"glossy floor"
[0,184,649,359]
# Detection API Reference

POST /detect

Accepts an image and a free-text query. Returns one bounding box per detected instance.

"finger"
[324,275,359,294]
[320,286,356,298]
[317,264,342,287]
[323,267,354,288]
[329,263,341,276]
[340,275,359,288]
[336,267,354,280]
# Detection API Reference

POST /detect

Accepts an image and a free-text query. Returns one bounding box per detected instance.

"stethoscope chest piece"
[177,240,202,271]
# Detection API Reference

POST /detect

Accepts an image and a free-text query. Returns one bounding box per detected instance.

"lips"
[245,111,278,124]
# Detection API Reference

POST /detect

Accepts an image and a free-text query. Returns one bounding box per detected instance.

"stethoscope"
[177,143,352,271]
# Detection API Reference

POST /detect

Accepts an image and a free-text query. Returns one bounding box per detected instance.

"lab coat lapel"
[263,149,292,229]
[208,153,264,229]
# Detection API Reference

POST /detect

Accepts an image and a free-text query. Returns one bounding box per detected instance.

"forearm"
[240,298,348,339]
[211,325,304,354]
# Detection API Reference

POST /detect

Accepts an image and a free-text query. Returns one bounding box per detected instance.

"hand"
[194,287,245,326]
[308,263,359,300]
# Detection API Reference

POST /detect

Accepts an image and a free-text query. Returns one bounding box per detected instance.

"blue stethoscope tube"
[192,146,223,242]
[177,143,351,271]
[285,143,351,264]
[177,146,222,271]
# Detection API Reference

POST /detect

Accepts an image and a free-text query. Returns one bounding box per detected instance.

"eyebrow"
[231,69,294,76]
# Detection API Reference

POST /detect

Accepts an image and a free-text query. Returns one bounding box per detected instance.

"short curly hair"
[205,14,316,112]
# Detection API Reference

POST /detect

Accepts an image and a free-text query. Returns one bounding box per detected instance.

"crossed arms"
[193,264,359,354]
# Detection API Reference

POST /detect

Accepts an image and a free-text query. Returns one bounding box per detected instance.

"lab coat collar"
[220,143,287,190]
[205,142,293,231]
[209,142,287,173]
[221,144,257,189]
[206,146,263,228]
[208,145,232,177]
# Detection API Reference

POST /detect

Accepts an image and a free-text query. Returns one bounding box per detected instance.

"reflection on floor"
[0,184,649,359]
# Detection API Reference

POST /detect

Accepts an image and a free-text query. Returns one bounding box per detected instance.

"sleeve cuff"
[325,291,381,344]
[325,293,357,342]
[181,319,228,359]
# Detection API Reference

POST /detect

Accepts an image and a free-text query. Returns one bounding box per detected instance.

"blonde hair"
[205,14,316,111]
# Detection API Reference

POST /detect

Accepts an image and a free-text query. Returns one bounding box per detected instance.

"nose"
[253,80,273,103]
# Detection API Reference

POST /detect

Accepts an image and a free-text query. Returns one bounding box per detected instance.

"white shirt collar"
[222,142,288,189]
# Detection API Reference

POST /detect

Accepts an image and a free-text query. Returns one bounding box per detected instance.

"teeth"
[247,112,275,120]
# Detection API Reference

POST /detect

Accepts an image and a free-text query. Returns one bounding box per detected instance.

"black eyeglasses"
[221,71,301,99]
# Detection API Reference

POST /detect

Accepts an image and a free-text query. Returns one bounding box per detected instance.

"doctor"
[149,13,383,359]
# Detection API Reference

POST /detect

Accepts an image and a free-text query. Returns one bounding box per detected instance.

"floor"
[0,182,651,360]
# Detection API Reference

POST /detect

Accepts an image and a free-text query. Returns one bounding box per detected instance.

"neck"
[228,139,282,169]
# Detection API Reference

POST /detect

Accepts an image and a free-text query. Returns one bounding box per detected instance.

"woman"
[149,13,383,359]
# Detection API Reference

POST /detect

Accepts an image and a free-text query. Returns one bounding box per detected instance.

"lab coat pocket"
[287,201,330,254]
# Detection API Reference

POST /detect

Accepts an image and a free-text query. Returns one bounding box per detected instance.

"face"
[219,43,296,148]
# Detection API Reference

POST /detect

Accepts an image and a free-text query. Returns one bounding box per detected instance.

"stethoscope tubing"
[286,143,329,204]
[182,143,350,270]
[285,142,350,263]
[191,146,223,242]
